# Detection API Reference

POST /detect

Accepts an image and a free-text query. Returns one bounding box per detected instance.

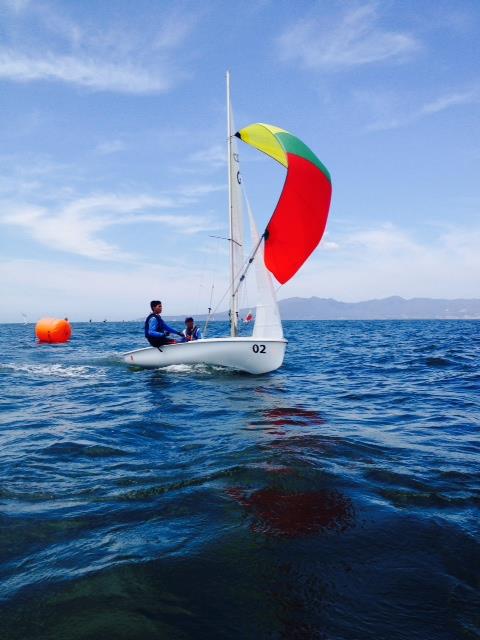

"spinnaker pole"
[226,70,238,337]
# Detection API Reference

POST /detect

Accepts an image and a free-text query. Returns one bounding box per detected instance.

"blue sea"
[0,320,478,640]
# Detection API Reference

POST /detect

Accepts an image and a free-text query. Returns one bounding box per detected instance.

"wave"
[425,356,453,367]
[0,363,107,380]
[155,363,240,375]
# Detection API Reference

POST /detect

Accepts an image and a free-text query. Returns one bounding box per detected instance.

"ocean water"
[0,320,478,640]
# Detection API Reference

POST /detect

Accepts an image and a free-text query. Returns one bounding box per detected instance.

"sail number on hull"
[252,344,266,354]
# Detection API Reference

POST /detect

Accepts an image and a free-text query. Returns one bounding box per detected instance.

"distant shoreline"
[5,296,480,323]
[4,319,480,325]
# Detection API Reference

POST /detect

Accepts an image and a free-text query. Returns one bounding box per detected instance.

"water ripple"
[0,320,479,639]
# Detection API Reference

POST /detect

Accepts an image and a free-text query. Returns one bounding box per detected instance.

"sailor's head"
[185,317,194,329]
[150,300,162,313]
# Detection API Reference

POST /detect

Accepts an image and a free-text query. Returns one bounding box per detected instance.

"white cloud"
[363,87,480,132]
[0,155,80,209]
[153,11,197,49]
[278,4,420,71]
[321,240,340,251]
[0,192,217,260]
[0,257,227,322]
[0,151,224,260]
[421,90,479,115]
[187,145,226,170]
[177,183,225,199]
[0,49,171,93]
[2,221,479,322]
[1,0,30,13]
[280,222,480,301]
[95,140,126,155]
[0,2,196,93]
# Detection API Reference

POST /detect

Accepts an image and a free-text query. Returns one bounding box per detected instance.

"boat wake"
[0,362,107,380]
[160,363,232,374]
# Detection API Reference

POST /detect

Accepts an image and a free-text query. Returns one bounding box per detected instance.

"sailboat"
[123,73,332,374]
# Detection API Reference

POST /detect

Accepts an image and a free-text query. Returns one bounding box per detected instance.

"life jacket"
[145,313,178,347]
[183,325,200,340]
[144,312,161,339]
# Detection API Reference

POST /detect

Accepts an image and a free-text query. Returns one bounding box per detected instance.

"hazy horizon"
[7,294,480,324]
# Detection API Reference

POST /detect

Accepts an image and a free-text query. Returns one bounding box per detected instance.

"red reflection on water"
[263,407,325,427]
[227,487,355,538]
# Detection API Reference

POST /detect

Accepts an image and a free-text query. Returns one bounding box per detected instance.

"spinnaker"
[235,123,332,284]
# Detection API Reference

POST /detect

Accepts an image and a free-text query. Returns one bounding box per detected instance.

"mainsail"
[235,123,332,284]
[226,72,244,336]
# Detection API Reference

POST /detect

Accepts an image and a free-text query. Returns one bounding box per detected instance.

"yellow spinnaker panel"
[236,123,288,167]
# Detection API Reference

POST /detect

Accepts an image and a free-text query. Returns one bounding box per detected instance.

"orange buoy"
[35,318,72,343]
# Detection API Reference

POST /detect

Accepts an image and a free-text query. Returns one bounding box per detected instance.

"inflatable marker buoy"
[35,318,72,343]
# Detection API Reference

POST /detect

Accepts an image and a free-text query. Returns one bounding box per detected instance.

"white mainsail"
[226,71,244,337]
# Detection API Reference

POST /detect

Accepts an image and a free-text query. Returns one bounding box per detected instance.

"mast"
[226,70,238,337]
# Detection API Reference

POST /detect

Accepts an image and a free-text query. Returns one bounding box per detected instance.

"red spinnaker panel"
[264,153,332,284]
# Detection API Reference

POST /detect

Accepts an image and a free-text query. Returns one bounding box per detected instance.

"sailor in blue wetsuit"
[181,317,202,342]
[145,300,183,347]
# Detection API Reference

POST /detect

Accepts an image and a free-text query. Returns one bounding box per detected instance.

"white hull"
[123,337,287,374]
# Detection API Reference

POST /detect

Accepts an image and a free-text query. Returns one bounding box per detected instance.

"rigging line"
[233,221,261,325]
[208,235,242,247]
[203,235,222,336]
[231,232,265,300]
[210,232,254,314]
[205,263,253,338]
[203,283,215,336]
[208,236,259,318]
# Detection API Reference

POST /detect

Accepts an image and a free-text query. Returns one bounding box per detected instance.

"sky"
[0,0,479,322]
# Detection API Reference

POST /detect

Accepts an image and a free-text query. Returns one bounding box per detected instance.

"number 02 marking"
[252,344,266,354]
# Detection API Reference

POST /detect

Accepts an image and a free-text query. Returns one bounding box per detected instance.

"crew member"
[145,300,183,347]
[182,317,202,341]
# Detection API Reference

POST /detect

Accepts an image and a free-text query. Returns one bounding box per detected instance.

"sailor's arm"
[148,316,168,338]
[163,321,183,337]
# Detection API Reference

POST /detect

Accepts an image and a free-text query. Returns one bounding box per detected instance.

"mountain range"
[276,296,480,320]
[166,296,480,321]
